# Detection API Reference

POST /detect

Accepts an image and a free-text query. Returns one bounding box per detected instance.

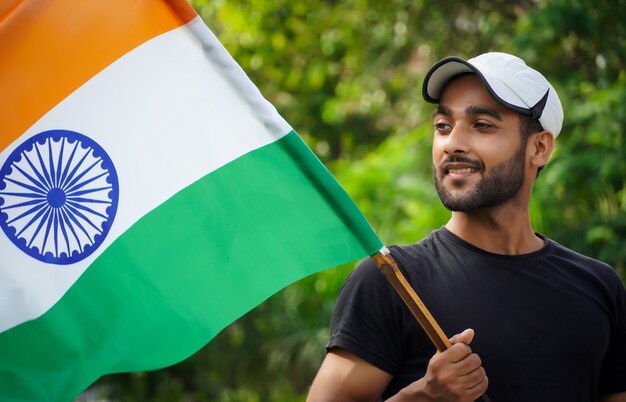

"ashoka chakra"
[0,130,119,265]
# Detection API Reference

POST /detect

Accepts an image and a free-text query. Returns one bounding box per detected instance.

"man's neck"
[445,203,544,255]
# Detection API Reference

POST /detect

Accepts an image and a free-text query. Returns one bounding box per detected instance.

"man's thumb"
[450,328,475,345]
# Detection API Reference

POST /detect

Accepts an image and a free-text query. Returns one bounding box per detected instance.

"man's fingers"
[448,345,483,370]
[428,328,488,400]
[432,341,482,372]
[466,371,489,398]
[462,365,487,386]
[447,342,473,363]
[425,344,489,402]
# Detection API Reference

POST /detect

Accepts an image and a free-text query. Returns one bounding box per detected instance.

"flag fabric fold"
[0,1,382,400]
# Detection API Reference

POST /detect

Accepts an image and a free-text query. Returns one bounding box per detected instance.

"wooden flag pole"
[372,247,492,402]
[372,247,451,351]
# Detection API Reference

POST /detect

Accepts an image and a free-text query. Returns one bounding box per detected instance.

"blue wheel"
[0,130,119,265]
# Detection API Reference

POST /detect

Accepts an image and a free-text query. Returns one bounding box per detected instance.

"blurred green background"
[82,0,626,400]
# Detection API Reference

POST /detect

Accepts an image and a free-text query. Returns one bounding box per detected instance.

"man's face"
[431,74,528,212]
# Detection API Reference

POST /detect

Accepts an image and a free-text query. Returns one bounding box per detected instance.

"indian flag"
[0,1,382,400]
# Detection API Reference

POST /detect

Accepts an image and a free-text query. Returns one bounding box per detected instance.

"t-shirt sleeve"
[599,273,626,395]
[327,256,406,375]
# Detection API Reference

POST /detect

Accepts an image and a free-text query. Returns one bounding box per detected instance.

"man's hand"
[392,328,488,402]
[423,328,488,401]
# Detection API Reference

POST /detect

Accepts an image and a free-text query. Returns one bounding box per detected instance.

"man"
[307,52,626,402]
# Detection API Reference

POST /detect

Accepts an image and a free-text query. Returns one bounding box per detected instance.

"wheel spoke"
[22,151,52,192]
[63,159,101,192]
[59,149,90,190]
[41,208,55,256]
[28,206,52,248]
[7,202,49,226]
[34,141,54,189]
[4,175,48,196]
[54,137,66,188]
[0,191,46,199]
[56,209,72,257]
[60,206,83,253]
[66,197,112,205]
[48,138,57,189]
[10,162,49,193]
[65,170,107,195]
[64,202,103,232]
[66,186,112,197]
[2,198,47,211]
[62,204,93,244]
[16,203,49,238]
[59,141,79,189]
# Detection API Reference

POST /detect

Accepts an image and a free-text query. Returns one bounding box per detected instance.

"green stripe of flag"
[0,130,382,401]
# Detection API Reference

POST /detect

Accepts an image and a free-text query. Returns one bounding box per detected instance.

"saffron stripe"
[0,0,196,152]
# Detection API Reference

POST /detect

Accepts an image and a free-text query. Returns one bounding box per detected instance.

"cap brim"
[422,56,478,103]
[422,57,474,103]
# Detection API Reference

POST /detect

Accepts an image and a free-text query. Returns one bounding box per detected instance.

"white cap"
[422,52,563,138]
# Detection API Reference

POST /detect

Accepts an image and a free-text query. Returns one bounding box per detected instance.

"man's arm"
[306,347,392,402]
[307,329,488,402]
[600,392,626,402]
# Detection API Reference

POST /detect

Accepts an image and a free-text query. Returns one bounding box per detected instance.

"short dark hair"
[519,114,545,177]
[520,114,544,139]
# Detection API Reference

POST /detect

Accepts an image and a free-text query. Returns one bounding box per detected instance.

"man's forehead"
[439,74,491,101]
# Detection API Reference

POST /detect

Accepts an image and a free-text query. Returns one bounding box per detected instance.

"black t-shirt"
[328,228,626,401]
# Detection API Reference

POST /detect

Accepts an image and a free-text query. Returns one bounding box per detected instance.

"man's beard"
[433,142,526,212]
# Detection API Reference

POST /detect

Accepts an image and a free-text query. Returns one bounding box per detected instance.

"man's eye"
[475,122,493,129]
[435,123,451,131]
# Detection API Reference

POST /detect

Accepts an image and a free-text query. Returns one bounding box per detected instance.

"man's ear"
[529,131,554,169]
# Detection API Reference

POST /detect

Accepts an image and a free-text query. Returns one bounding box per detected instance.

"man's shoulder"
[544,236,621,283]
[546,236,612,268]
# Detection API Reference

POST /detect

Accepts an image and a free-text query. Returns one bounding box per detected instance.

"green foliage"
[85,0,625,400]
[191,0,535,161]
[512,0,626,275]
[333,125,449,245]
[533,74,626,274]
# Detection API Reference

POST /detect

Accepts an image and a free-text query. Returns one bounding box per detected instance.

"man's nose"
[443,125,470,155]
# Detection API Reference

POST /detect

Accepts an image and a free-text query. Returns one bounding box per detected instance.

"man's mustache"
[438,155,485,171]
